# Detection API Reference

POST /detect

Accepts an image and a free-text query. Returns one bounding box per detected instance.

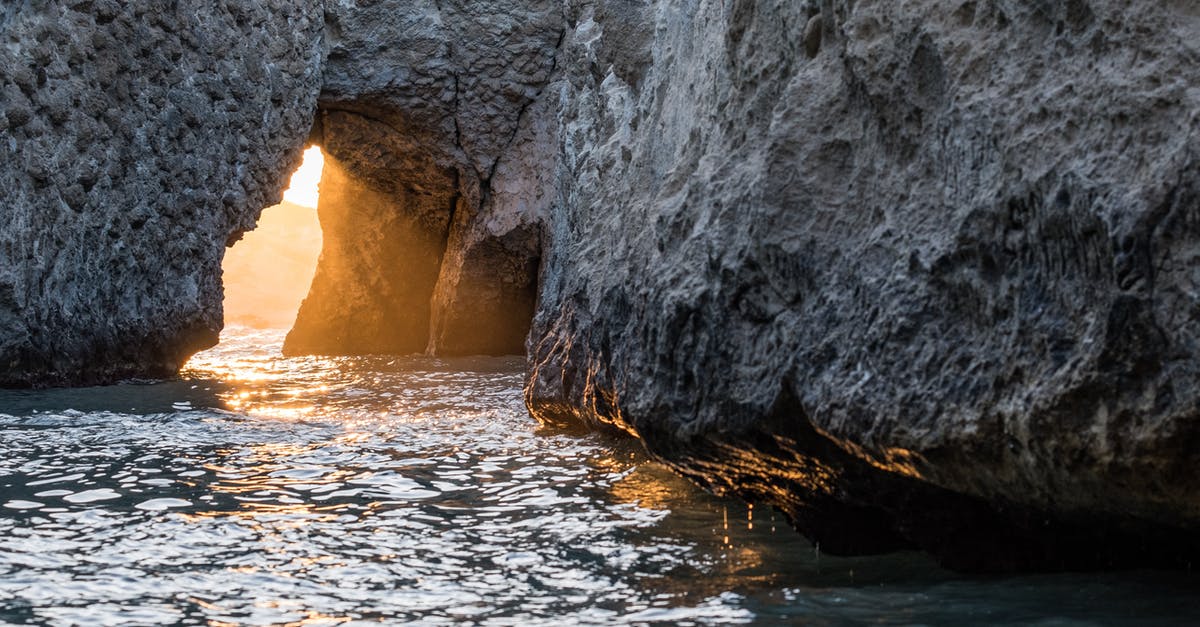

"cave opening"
[222,109,542,359]
[221,146,324,331]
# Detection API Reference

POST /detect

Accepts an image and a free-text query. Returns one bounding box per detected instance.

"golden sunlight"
[222,147,325,328]
[283,146,325,208]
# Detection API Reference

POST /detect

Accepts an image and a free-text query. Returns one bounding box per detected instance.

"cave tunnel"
[223,108,542,358]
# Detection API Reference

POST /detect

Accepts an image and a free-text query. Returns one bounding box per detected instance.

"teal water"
[0,327,1197,625]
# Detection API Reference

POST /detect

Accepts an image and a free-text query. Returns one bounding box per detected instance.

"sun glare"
[283,146,325,208]
[221,146,325,329]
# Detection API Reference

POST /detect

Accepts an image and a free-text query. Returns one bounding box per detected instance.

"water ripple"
[0,327,1197,625]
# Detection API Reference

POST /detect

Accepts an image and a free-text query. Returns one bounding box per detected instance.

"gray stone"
[525,0,1200,570]
[3,0,1200,570]
[0,0,324,385]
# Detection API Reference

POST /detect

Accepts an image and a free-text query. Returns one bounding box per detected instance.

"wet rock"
[4,0,1200,571]
[525,0,1200,570]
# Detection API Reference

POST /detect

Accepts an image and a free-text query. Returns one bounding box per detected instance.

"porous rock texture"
[525,0,1200,570]
[0,0,324,385]
[3,0,1200,570]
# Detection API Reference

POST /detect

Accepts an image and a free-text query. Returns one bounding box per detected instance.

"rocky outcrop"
[0,0,554,376]
[3,0,1200,570]
[526,0,1200,570]
[0,0,324,385]
[283,109,461,355]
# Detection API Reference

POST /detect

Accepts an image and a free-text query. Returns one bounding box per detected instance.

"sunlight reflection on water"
[0,327,1197,625]
[0,329,801,625]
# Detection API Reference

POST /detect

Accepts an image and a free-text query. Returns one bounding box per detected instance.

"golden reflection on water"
[21,325,1077,625]
[609,463,686,511]
[221,397,319,422]
[182,439,361,524]
[208,608,350,627]
[179,328,813,619]
[188,342,328,421]
[602,458,790,595]
[199,344,787,585]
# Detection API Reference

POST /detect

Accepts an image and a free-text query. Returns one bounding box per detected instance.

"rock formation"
[0,0,324,385]
[284,0,557,357]
[525,0,1200,570]
[3,0,1200,570]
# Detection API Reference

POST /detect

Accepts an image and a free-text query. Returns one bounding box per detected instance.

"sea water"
[0,328,1197,625]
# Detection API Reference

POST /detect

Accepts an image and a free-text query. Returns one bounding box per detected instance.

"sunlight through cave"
[222,146,325,329]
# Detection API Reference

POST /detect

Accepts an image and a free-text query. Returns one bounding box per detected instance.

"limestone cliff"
[3,0,1200,570]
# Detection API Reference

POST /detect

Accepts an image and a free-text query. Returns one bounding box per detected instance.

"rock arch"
[0,0,561,379]
[5,0,1200,571]
[284,1,560,357]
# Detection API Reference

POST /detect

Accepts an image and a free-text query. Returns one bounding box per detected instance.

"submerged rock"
[3,0,1200,570]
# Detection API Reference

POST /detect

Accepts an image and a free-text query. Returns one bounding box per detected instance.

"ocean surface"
[0,327,1197,625]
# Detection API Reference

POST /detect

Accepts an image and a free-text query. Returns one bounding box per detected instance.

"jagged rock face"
[0,0,324,385]
[4,0,1200,571]
[286,0,558,357]
[526,0,1200,569]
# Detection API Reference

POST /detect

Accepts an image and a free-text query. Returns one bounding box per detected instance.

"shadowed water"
[0,328,1197,625]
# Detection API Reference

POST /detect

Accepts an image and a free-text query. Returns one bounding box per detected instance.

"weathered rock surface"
[284,109,459,355]
[285,0,557,357]
[526,0,1200,569]
[3,0,1200,570]
[0,0,324,385]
